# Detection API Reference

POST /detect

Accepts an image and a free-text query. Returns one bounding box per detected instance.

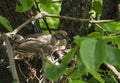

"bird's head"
[13,34,25,43]
[54,30,68,40]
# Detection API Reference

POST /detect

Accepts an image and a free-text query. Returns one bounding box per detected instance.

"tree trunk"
[0,0,40,83]
[58,0,91,38]
[101,0,120,20]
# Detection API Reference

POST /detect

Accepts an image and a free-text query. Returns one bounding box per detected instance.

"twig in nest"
[104,62,120,80]
[24,60,40,82]
[38,48,46,83]
[2,33,20,83]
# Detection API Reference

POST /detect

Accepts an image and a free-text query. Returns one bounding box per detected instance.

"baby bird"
[51,30,68,51]
[15,30,69,57]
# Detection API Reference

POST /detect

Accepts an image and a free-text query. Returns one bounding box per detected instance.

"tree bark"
[58,0,91,38]
[101,0,120,20]
[0,0,41,83]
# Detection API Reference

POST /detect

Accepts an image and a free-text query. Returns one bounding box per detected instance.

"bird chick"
[25,33,52,45]
[51,30,69,51]
[16,40,53,58]
[15,30,69,58]
[14,34,25,43]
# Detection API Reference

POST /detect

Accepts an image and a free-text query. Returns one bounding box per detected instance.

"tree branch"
[104,62,120,80]
[6,11,115,38]
[2,33,20,83]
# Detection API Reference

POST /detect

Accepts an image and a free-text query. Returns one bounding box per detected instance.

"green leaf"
[95,40,107,68]
[103,36,120,43]
[88,78,100,83]
[39,0,52,6]
[73,36,85,45]
[80,38,106,70]
[103,36,120,49]
[69,79,84,83]
[45,60,66,81]
[45,46,78,81]
[61,46,78,65]
[105,76,118,83]
[88,70,105,83]
[77,54,86,75]
[88,32,101,38]
[100,22,120,34]
[0,16,13,31]
[16,0,34,12]
[106,46,120,65]
[92,0,102,14]
[80,38,97,70]
[64,68,81,79]
[39,1,60,28]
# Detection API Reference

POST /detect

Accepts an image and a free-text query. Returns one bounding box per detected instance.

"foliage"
[74,34,120,83]
[16,0,34,12]
[39,0,60,28]
[92,0,102,16]
[1,0,120,83]
[0,16,13,31]
[45,46,77,80]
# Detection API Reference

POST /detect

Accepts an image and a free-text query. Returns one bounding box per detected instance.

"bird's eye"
[14,37,17,40]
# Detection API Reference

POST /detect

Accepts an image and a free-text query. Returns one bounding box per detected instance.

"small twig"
[18,64,28,79]
[46,13,90,22]
[104,62,120,80]
[24,60,41,82]
[95,23,109,35]
[90,20,114,23]
[90,17,110,35]
[2,33,20,83]
[38,48,46,83]
[42,17,52,34]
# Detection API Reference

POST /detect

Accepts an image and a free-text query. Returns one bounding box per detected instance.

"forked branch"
[6,11,114,37]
